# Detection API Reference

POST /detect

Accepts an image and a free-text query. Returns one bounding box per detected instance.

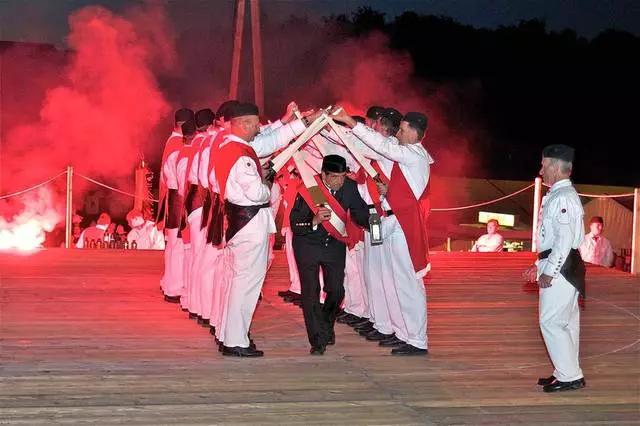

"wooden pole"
[631,188,640,275]
[229,0,246,100]
[531,177,542,252]
[65,166,73,249]
[250,0,264,113]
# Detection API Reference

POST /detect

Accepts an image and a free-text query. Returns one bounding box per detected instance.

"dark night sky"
[1,0,639,47]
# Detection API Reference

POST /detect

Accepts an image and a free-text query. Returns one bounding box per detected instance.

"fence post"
[65,166,73,249]
[632,188,640,275]
[531,177,542,252]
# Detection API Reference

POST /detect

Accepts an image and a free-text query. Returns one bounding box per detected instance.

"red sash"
[210,136,261,201]
[281,175,301,229]
[386,162,430,275]
[297,176,363,250]
[353,161,389,217]
[157,132,183,226]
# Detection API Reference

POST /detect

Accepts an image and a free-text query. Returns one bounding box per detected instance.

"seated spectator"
[579,216,614,267]
[126,209,165,250]
[471,219,504,252]
[76,212,111,248]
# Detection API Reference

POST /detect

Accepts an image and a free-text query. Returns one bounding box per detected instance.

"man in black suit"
[290,155,371,355]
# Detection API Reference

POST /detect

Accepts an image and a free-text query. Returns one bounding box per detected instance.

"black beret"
[195,109,215,128]
[175,108,194,123]
[228,102,259,119]
[321,154,348,173]
[366,106,385,120]
[181,120,197,137]
[542,144,574,163]
[216,100,239,120]
[402,112,428,133]
[381,108,403,128]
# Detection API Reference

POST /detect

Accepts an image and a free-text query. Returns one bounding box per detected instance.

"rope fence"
[431,183,535,212]
[0,169,635,210]
[75,172,159,203]
[0,170,68,200]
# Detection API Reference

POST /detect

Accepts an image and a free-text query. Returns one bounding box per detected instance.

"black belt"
[166,189,183,229]
[538,248,586,297]
[184,184,203,214]
[367,204,394,216]
[225,202,270,242]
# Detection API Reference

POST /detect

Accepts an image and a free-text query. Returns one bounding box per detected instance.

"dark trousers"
[293,239,347,347]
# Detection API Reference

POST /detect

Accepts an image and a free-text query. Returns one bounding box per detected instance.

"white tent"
[582,198,633,253]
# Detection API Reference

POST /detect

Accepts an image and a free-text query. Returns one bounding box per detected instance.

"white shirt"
[161,131,182,190]
[579,232,613,267]
[536,179,585,278]
[471,233,504,252]
[127,220,165,250]
[351,122,433,200]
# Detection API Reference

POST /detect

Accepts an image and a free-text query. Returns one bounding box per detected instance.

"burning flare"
[0,188,62,251]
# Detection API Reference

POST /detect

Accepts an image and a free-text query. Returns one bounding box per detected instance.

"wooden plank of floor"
[0,249,638,425]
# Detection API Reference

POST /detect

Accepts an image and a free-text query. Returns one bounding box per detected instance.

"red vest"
[386,162,431,275]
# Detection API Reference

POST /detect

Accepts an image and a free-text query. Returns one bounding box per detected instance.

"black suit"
[289,177,370,347]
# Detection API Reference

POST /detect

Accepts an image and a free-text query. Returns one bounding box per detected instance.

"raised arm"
[252,119,306,158]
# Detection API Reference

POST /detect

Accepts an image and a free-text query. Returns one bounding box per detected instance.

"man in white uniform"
[209,102,310,356]
[332,107,432,355]
[523,144,586,392]
[579,216,614,267]
[158,108,194,303]
[471,219,504,252]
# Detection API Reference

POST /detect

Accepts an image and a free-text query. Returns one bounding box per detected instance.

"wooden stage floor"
[1,249,638,425]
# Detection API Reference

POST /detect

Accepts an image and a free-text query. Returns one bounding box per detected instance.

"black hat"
[321,155,348,173]
[402,112,428,133]
[542,144,575,163]
[366,106,385,120]
[175,108,194,123]
[181,120,197,137]
[353,115,366,124]
[216,100,239,121]
[228,102,259,119]
[381,108,403,128]
[195,108,214,128]
[589,216,604,225]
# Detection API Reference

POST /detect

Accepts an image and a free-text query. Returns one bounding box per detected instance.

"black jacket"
[289,177,370,246]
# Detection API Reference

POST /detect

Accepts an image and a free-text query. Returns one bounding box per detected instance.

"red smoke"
[1,3,175,247]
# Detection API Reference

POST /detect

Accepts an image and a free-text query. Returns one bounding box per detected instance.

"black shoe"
[337,313,359,324]
[283,293,301,303]
[379,336,405,347]
[181,307,189,313]
[365,330,394,341]
[188,312,198,320]
[209,326,216,336]
[351,318,373,328]
[391,343,428,355]
[310,345,326,355]
[197,316,204,324]
[292,299,302,306]
[355,322,374,332]
[164,295,180,304]
[201,318,210,327]
[221,345,264,357]
[543,378,585,393]
[278,290,292,298]
[336,310,348,320]
[537,375,556,386]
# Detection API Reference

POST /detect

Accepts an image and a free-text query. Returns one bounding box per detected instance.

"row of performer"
[156,99,588,392]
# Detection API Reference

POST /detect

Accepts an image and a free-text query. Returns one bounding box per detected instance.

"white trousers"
[363,229,394,335]
[539,275,583,382]
[222,210,271,348]
[187,208,206,315]
[343,244,370,319]
[181,241,192,310]
[283,228,301,294]
[162,228,185,297]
